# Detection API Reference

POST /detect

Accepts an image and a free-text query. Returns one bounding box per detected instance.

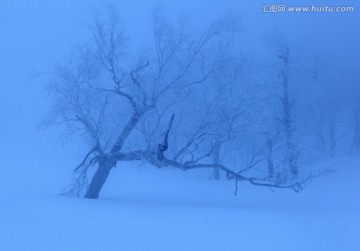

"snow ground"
[1,156,359,251]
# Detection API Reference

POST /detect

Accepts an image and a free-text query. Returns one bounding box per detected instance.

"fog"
[0,0,359,249]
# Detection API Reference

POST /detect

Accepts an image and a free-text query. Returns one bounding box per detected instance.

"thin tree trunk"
[280,47,297,176]
[351,109,360,154]
[315,122,325,151]
[329,113,337,157]
[266,136,274,178]
[213,141,221,180]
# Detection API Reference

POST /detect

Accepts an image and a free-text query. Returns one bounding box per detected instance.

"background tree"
[348,82,360,154]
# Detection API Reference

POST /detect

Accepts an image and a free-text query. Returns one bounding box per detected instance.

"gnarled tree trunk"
[84,159,115,199]
[84,111,143,199]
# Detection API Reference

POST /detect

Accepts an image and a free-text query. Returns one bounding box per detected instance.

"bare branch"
[73,147,98,172]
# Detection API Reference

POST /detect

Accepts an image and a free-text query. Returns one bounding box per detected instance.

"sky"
[0,0,359,194]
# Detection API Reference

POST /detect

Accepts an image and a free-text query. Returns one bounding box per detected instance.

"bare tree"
[49,13,312,199]
[349,84,360,154]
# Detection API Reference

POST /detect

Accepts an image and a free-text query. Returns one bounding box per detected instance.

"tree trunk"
[213,141,221,180]
[84,111,143,199]
[351,109,360,154]
[280,47,297,176]
[329,112,337,157]
[266,136,274,178]
[110,111,142,154]
[84,159,114,199]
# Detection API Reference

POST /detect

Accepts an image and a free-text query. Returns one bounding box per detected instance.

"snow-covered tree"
[48,12,312,199]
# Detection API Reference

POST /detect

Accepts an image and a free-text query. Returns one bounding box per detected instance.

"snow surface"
[1,157,359,251]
